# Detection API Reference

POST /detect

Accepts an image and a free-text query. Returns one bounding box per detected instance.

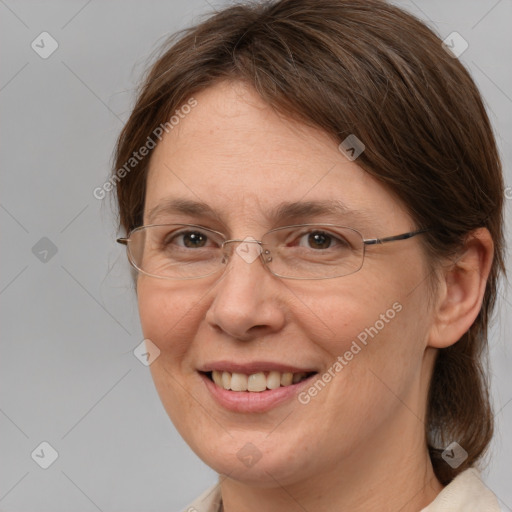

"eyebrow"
[146,198,224,224]
[146,198,375,227]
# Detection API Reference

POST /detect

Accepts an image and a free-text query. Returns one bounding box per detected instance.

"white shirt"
[183,468,501,512]
[420,468,501,512]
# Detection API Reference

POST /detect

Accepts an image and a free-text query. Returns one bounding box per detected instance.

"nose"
[205,239,286,341]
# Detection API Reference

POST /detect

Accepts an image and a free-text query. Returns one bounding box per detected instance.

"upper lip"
[197,361,318,374]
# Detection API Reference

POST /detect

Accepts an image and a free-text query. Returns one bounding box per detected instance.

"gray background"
[0,0,510,510]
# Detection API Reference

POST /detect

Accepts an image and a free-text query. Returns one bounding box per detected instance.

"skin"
[137,80,494,511]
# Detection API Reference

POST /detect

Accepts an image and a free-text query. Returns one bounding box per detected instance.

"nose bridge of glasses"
[224,237,269,248]
[220,237,274,267]
[221,238,262,247]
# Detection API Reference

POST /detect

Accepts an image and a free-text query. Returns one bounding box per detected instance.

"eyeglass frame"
[116,223,430,281]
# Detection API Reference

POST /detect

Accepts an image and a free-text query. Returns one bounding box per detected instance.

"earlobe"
[428,228,494,349]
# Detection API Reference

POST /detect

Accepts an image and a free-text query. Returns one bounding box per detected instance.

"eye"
[296,230,350,250]
[303,231,332,249]
[182,231,207,248]
[165,230,213,249]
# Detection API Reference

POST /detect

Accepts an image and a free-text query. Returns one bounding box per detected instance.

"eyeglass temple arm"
[116,238,129,246]
[363,228,429,246]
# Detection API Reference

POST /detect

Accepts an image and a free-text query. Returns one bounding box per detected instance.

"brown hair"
[112,0,505,484]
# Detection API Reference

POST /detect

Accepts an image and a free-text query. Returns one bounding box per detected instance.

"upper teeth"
[211,370,309,392]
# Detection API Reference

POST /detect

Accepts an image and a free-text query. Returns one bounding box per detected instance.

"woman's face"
[138,80,437,487]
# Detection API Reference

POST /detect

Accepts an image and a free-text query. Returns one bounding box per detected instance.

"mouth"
[197,361,320,412]
[201,370,317,392]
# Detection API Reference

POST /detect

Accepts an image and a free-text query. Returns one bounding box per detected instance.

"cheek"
[291,270,430,406]
[137,277,207,358]
[136,278,209,430]
[288,275,405,355]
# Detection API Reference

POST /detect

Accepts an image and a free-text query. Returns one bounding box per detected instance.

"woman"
[113,0,505,510]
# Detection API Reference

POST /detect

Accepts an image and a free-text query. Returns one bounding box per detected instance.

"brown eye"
[307,232,332,249]
[162,229,211,249]
[181,231,208,248]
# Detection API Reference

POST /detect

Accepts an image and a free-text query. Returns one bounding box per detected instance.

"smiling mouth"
[202,370,317,392]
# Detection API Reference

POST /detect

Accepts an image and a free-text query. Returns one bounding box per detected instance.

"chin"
[182,427,320,488]
[206,451,308,487]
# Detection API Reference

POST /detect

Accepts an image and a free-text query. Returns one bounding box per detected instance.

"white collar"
[186,468,501,512]
[420,468,501,512]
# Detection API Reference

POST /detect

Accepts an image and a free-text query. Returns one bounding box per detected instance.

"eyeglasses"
[117,223,429,280]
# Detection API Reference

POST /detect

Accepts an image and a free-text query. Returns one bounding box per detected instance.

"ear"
[428,228,494,349]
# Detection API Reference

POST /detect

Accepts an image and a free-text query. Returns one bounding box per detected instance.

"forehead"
[144,81,409,231]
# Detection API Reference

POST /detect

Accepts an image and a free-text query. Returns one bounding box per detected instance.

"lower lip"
[199,372,317,413]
